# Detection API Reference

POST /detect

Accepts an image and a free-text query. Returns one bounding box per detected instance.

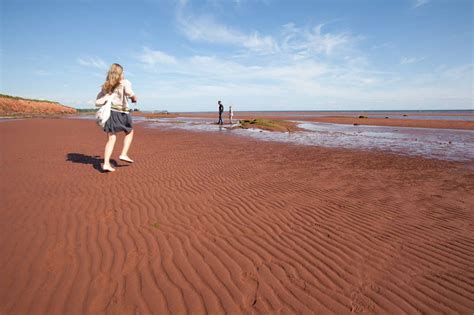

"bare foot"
[119,155,134,163]
[102,165,116,172]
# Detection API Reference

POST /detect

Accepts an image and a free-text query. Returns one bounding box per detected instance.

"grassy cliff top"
[0,94,60,104]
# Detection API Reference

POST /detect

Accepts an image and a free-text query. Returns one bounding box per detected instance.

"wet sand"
[177,112,474,130]
[303,116,474,130]
[1,118,473,314]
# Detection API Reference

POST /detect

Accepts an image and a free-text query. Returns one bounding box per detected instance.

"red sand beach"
[303,116,474,130]
[1,118,473,314]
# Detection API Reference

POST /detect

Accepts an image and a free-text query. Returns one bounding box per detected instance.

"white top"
[96,79,135,113]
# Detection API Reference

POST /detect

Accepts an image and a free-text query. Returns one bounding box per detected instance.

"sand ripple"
[0,119,473,314]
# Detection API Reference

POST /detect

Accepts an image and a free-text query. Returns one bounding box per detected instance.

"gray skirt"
[103,111,133,133]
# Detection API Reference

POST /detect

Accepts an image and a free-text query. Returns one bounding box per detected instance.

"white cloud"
[281,22,359,58]
[135,49,471,111]
[179,15,239,43]
[138,47,177,66]
[77,57,107,69]
[413,0,430,8]
[125,2,471,111]
[308,24,353,56]
[242,32,278,53]
[178,12,357,58]
[400,56,425,64]
[137,51,330,84]
[177,10,278,54]
[177,2,359,58]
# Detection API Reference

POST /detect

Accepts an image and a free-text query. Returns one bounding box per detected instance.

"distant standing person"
[229,105,234,124]
[218,100,224,125]
[96,63,137,172]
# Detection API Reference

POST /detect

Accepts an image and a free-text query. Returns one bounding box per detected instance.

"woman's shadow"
[66,153,127,173]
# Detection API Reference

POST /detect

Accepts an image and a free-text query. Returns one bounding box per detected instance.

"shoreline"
[178,110,474,116]
[176,112,474,130]
[3,109,473,130]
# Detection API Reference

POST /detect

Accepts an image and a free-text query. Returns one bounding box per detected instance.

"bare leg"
[119,129,134,162]
[103,133,116,171]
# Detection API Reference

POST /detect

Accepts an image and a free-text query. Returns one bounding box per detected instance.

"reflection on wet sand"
[146,117,474,162]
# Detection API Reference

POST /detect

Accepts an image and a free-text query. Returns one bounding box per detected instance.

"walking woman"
[96,63,137,172]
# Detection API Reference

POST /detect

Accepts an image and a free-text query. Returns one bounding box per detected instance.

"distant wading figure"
[218,100,224,125]
[229,105,234,124]
[96,63,137,172]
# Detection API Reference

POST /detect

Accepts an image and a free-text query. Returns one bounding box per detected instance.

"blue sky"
[1,0,472,111]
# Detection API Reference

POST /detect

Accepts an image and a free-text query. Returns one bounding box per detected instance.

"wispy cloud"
[177,6,278,54]
[177,12,358,58]
[139,8,376,104]
[77,57,107,69]
[138,47,177,66]
[413,0,430,9]
[135,45,472,111]
[136,48,331,82]
[128,0,471,111]
[242,32,278,53]
[282,23,358,58]
[400,56,425,64]
[309,24,353,55]
[136,47,387,106]
[177,1,360,59]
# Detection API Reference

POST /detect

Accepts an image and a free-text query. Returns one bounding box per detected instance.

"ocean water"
[145,117,474,162]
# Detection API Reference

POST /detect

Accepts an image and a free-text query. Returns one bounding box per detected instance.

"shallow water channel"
[145,117,474,162]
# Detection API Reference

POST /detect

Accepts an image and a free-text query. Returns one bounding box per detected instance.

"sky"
[1,0,473,111]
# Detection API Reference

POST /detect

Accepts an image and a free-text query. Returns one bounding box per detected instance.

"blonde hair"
[102,63,123,93]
